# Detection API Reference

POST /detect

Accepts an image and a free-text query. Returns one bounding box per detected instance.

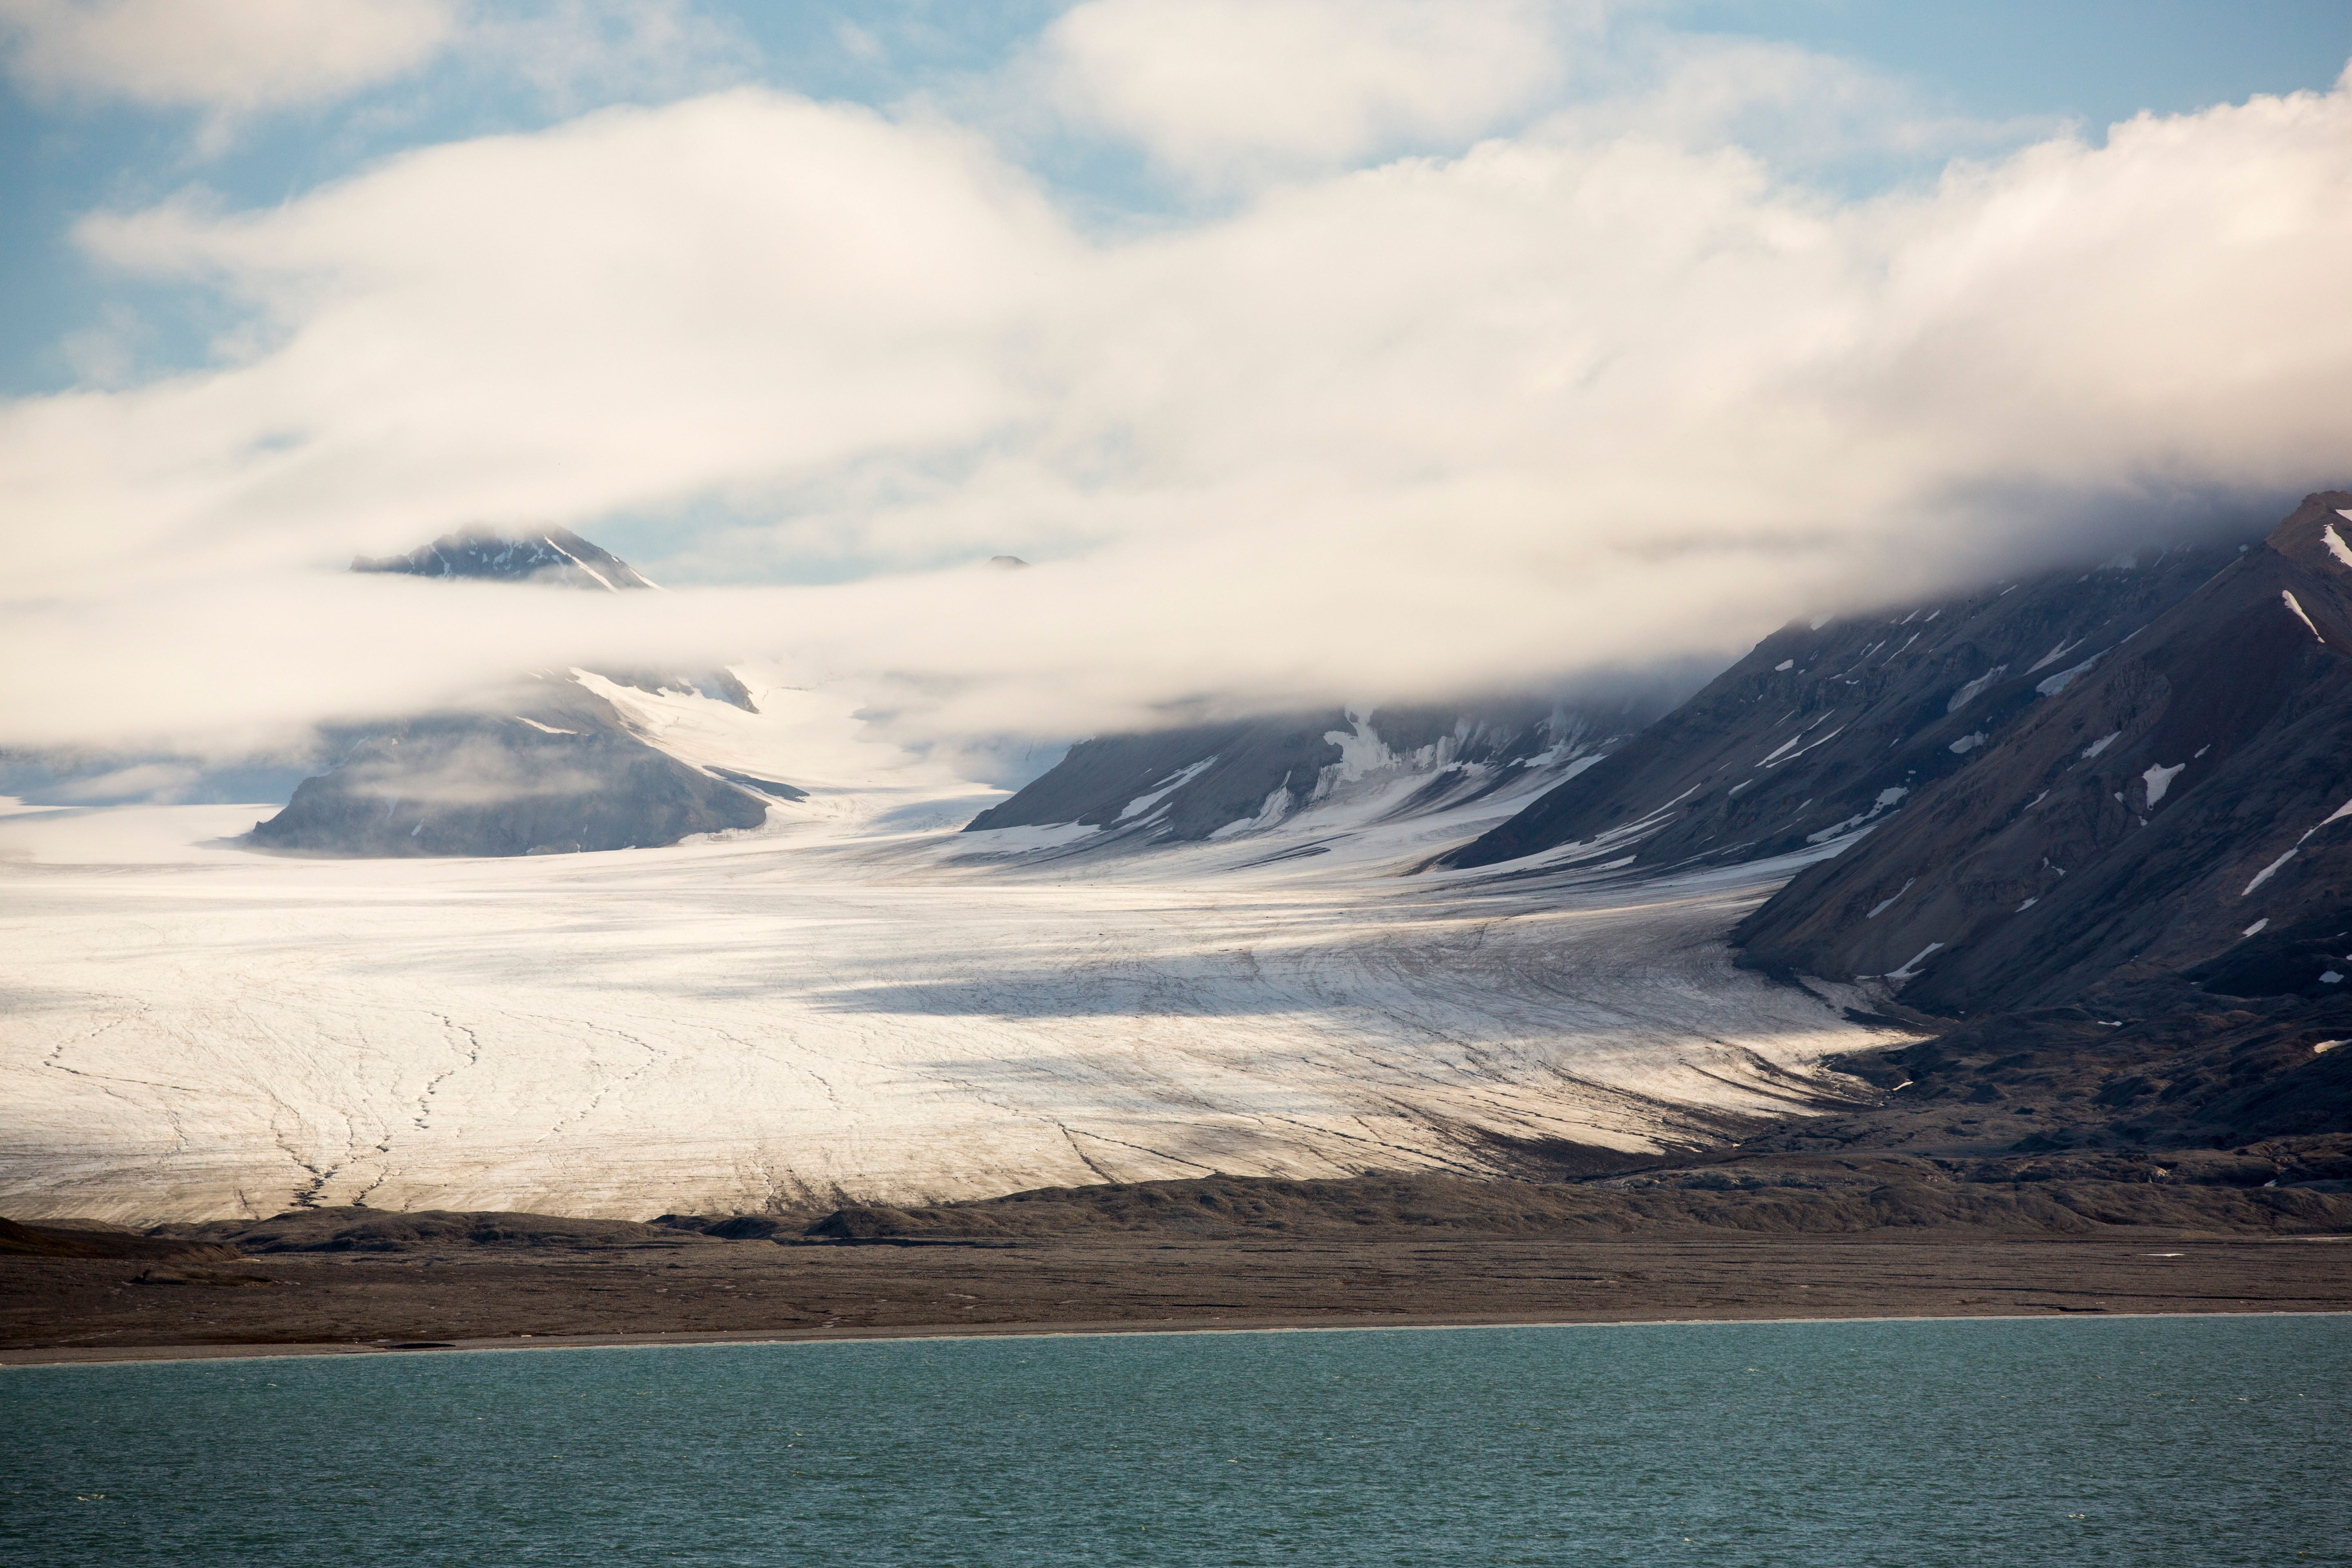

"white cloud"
[1039,0,1579,189]
[4,63,2352,756]
[49,760,202,802]
[0,0,756,147]
[0,0,457,113]
[40,89,1073,594]
[1536,33,2058,175]
[466,0,757,114]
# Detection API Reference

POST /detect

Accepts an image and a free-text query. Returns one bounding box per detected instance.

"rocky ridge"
[1435,536,2248,876]
[1736,493,2352,1010]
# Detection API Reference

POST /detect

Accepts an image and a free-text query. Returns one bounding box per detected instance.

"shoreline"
[14,1227,2345,1366]
[10,1301,2349,1370]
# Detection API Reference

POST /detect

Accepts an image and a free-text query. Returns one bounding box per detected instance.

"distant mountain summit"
[353,525,659,591]
[357,524,753,709]
[250,527,787,858]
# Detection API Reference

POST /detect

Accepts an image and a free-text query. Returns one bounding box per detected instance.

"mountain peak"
[352,525,657,591]
[2263,489,2352,577]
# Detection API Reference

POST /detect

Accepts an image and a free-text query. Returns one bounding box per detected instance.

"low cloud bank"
[3,44,2349,761]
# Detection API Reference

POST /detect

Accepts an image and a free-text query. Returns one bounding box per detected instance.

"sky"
[2,0,2350,767]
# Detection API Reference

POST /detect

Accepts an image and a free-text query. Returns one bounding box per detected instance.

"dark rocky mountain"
[354,524,755,710]
[248,680,784,858]
[1735,492,2352,1011]
[964,698,1662,845]
[1380,492,2352,1171]
[353,525,659,590]
[1434,536,2252,875]
[249,529,786,857]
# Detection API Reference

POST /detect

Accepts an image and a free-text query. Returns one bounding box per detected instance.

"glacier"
[0,678,1901,1225]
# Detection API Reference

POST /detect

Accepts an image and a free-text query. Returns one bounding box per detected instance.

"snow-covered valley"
[0,684,1901,1225]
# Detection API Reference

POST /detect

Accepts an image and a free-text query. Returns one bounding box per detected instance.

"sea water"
[4,1315,2346,1566]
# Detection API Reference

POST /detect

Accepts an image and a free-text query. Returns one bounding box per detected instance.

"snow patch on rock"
[1866,878,1915,919]
[2324,522,2352,570]
[1883,942,1945,984]
[2027,639,2084,675]
[2035,653,2102,697]
[1120,757,1218,820]
[1946,666,2007,712]
[1806,787,1907,846]
[2243,847,2298,897]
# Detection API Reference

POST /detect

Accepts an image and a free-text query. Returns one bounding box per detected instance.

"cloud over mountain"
[2,38,2350,756]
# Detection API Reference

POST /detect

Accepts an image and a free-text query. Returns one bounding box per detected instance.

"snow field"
[0,793,1893,1224]
[1,677,1901,1225]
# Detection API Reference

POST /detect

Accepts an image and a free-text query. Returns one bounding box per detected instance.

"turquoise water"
[4,1316,2347,1566]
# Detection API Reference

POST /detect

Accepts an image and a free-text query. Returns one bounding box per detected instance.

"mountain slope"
[964,699,1657,849]
[1432,538,2250,875]
[247,679,780,858]
[1735,492,2352,1010]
